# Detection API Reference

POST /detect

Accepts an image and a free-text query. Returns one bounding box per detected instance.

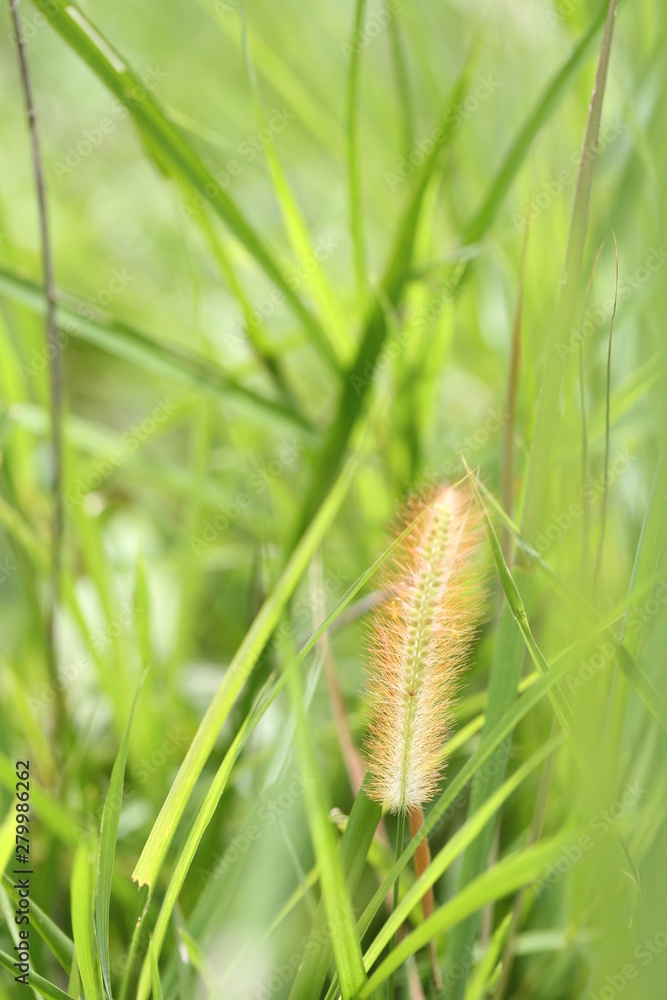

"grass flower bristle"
[363,483,485,813]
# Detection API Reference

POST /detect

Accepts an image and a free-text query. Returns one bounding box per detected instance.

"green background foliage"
[0,0,665,997]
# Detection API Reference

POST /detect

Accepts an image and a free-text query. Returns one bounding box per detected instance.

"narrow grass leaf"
[448,4,620,988]
[27,0,336,371]
[96,676,145,997]
[286,638,367,999]
[1,874,73,972]
[0,267,312,433]
[149,939,164,1000]
[0,950,74,1000]
[132,448,362,892]
[290,779,382,1000]
[359,833,572,997]
[71,839,105,1000]
[361,737,564,972]
[240,10,354,366]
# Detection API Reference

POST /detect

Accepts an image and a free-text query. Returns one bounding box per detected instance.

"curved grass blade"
[135,486,424,998]
[447,3,621,990]
[0,950,74,1000]
[289,783,381,1000]
[71,838,105,1000]
[26,0,337,373]
[296,44,480,536]
[1,873,73,972]
[358,833,572,997]
[96,675,146,997]
[0,267,313,434]
[132,444,363,893]
[149,939,163,1000]
[0,754,79,847]
[361,738,564,974]
[240,10,354,367]
[286,633,367,999]
[297,1,614,541]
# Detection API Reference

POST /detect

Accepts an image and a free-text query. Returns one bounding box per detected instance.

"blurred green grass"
[0,0,666,998]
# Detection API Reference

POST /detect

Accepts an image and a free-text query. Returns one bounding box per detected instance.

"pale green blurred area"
[0,0,666,998]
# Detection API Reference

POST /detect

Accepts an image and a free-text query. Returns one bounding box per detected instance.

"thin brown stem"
[9,0,65,739]
[408,804,443,993]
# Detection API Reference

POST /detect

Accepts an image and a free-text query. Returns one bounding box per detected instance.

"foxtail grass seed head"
[363,483,485,813]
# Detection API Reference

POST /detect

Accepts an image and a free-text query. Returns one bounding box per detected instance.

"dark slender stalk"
[9,0,65,739]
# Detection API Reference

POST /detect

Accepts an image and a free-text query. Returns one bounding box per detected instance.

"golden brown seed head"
[362,483,485,813]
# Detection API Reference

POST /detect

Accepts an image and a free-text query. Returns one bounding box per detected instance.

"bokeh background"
[0,0,666,998]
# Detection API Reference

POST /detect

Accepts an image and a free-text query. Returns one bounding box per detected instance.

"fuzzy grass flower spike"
[363,481,486,813]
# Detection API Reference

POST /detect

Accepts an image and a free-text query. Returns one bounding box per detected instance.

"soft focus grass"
[0,1,666,998]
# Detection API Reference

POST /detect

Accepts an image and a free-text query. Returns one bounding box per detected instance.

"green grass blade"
[240,10,354,367]
[0,950,74,1000]
[447,3,620,990]
[1,874,74,972]
[463,0,610,246]
[0,755,79,846]
[359,833,572,997]
[134,431,414,996]
[289,782,381,1000]
[323,659,582,1000]
[296,47,479,536]
[71,839,105,1000]
[361,737,564,973]
[286,636,367,999]
[149,939,164,1000]
[464,912,513,1000]
[0,267,312,433]
[132,448,361,892]
[26,0,337,372]
[96,676,145,998]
